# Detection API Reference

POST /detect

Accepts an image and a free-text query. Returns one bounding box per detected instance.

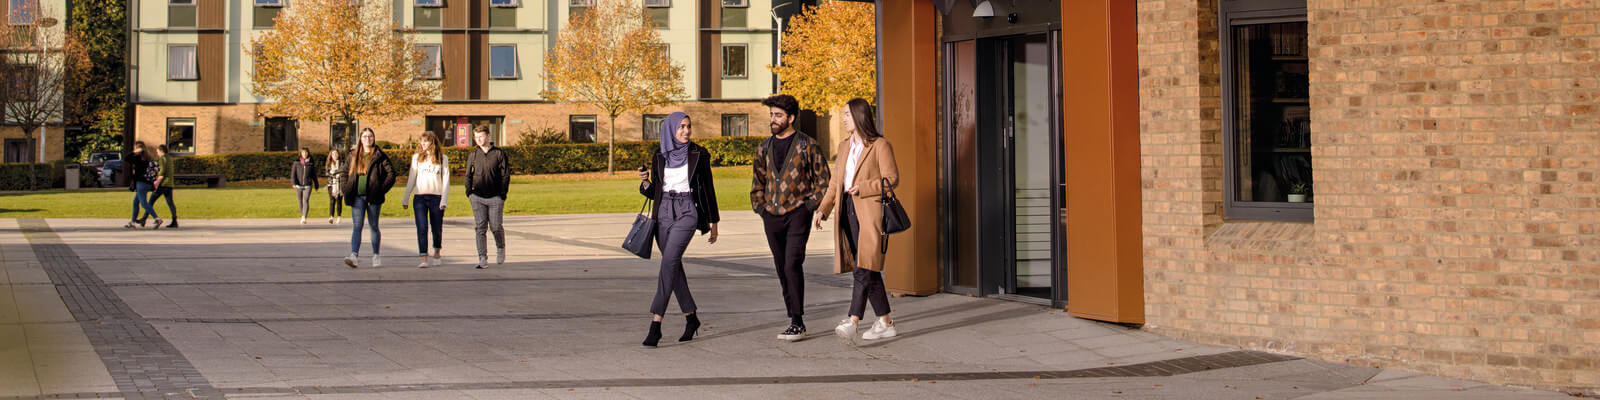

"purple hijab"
[659,112,690,168]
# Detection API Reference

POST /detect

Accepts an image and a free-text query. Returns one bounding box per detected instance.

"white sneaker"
[834,318,857,345]
[418,260,430,268]
[496,251,505,265]
[476,257,488,269]
[328,217,334,224]
[335,216,342,224]
[861,319,897,340]
[372,255,382,267]
[431,255,442,267]
[343,254,358,268]
[300,217,306,224]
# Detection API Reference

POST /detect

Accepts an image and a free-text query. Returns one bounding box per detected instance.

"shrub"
[516,126,569,145]
[0,160,99,190]
[168,136,768,181]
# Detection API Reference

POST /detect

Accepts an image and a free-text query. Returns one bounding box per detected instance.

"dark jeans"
[843,196,889,318]
[350,196,382,255]
[130,182,157,221]
[650,193,698,316]
[329,193,343,217]
[412,194,444,255]
[762,208,814,318]
[144,186,175,221]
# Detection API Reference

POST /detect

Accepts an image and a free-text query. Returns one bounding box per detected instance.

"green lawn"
[0,167,757,219]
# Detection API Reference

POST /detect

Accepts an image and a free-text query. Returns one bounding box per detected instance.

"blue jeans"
[130,182,157,221]
[412,195,443,255]
[350,196,382,255]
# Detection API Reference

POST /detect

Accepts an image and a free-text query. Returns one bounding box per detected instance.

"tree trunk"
[607,114,617,175]
[23,126,37,191]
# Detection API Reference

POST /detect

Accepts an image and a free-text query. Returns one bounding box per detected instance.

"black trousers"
[762,207,813,319]
[650,194,698,316]
[842,196,889,318]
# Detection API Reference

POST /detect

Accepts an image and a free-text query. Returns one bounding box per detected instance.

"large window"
[720,0,746,28]
[166,119,196,154]
[720,114,747,137]
[253,6,282,28]
[569,115,597,143]
[490,7,516,27]
[417,44,441,79]
[414,5,442,27]
[168,45,197,80]
[425,116,504,147]
[330,119,357,151]
[5,65,37,102]
[1222,0,1310,221]
[645,7,668,29]
[721,44,746,79]
[169,0,196,28]
[263,117,297,152]
[642,114,668,140]
[490,45,519,79]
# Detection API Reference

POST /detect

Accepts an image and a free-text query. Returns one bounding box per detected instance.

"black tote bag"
[622,198,656,259]
[880,177,911,236]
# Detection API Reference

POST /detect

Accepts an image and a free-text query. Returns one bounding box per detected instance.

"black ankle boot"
[679,314,701,342]
[643,321,662,347]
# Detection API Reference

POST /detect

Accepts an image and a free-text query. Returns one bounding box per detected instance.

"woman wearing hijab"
[636,112,720,347]
[815,98,902,345]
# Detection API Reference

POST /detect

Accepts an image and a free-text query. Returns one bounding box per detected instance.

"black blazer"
[291,158,319,189]
[340,149,398,205]
[639,143,720,234]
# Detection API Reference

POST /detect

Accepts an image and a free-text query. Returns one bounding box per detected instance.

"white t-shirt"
[843,138,865,191]
[663,165,692,193]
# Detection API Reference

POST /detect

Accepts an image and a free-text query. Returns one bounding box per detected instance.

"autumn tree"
[0,5,90,189]
[769,0,875,112]
[65,0,128,161]
[542,0,685,174]
[247,0,440,150]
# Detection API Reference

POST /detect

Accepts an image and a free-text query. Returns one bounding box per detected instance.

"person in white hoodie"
[402,131,450,268]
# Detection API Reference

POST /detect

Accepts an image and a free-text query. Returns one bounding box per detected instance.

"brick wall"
[135,102,771,155]
[1139,0,1599,393]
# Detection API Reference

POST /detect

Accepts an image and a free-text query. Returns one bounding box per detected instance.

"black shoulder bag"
[879,177,910,253]
[622,197,657,259]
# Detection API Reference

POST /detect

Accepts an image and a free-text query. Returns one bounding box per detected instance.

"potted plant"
[1287,183,1310,203]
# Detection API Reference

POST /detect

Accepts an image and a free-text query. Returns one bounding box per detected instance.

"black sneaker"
[167,221,179,229]
[777,324,806,341]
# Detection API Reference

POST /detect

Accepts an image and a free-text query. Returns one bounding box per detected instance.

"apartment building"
[0,0,69,162]
[129,0,775,155]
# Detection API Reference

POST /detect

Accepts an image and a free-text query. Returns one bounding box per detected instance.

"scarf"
[659,112,690,169]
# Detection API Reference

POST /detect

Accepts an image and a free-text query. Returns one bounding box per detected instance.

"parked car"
[98,159,123,187]
[85,151,120,168]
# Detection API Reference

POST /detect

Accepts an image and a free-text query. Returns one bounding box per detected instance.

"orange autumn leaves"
[770,0,876,111]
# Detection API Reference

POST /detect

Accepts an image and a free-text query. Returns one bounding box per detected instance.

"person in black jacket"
[636,112,720,347]
[340,128,398,268]
[124,141,157,229]
[465,125,511,269]
[291,148,319,224]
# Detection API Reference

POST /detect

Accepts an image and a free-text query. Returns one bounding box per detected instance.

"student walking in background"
[815,98,902,345]
[341,128,398,268]
[403,131,449,269]
[326,149,346,224]
[125,141,159,229]
[751,94,831,342]
[143,145,179,229]
[291,148,319,224]
[465,125,511,269]
[637,112,720,347]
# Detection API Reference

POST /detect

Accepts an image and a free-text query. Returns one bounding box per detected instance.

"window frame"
[167,44,199,81]
[720,43,747,79]
[488,44,519,79]
[488,0,517,6]
[642,114,668,140]
[253,0,284,7]
[8,0,39,25]
[415,0,443,7]
[416,44,442,79]
[721,0,747,7]
[643,0,669,7]
[720,114,748,137]
[568,0,592,6]
[569,115,597,143]
[6,64,39,102]
[1220,0,1311,222]
[165,118,197,155]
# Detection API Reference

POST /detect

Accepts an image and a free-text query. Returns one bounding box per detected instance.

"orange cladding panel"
[1061,0,1143,323]
[877,0,939,295]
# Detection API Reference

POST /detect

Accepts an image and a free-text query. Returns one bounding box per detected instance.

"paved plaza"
[0,213,1576,399]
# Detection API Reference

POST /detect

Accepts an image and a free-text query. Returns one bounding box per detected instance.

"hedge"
[0,160,100,191]
[169,136,767,181]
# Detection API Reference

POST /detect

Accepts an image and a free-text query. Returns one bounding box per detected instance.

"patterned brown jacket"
[750,132,831,215]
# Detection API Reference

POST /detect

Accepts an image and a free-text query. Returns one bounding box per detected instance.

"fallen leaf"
[1112,390,1122,394]
[254,356,262,359]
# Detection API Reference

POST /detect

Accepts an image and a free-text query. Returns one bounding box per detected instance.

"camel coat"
[817,136,900,273]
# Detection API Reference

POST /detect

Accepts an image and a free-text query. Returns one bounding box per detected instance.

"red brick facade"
[1139,0,1599,393]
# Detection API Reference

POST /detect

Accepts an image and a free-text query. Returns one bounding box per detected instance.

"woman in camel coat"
[814,98,900,345]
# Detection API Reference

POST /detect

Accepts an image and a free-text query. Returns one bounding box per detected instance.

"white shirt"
[403,154,450,207]
[843,137,865,191]
[663,165,692,193]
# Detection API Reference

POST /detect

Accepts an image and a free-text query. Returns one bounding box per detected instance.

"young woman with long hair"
[325,149,346,224]
[291,147,319,224]
[815,98,902,345]
[125,141,160,229]
[340,128,398,268]
[402,131,449,268]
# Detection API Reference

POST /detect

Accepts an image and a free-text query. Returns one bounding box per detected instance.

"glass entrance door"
[1005,33,1062,301]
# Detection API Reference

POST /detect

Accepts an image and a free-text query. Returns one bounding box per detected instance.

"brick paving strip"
[17,218,220,400]
[2,350,1298,399]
